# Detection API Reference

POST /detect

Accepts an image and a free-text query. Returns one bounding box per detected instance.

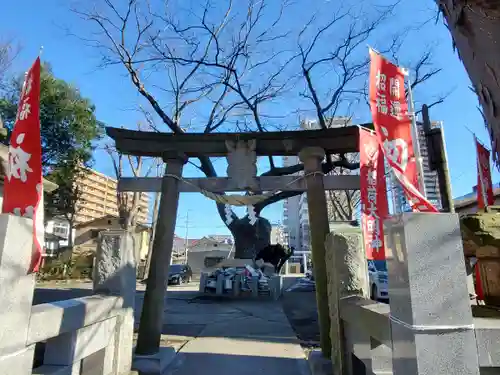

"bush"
[37,258,74,281]
[37,254,94,281]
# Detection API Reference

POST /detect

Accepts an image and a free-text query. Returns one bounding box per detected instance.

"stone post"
[299,147,331,358]
[94,230,136,308]
[135,155,186,362]
[0,215,37,375]
[199,273,207,293]
[93,230,136,374]
[216,273,224,295]
[385,213,480,375]
[233,274,241,297]
[325,224,368,375]
[250,276,259,297]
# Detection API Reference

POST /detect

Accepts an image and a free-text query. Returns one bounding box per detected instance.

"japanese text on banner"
[360,129,389,260]
[476,138,494,209]
[368,49,438,213]
[2,57,43,273]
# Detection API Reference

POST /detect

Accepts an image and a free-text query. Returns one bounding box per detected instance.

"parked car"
[368,260,388,301]
[168,264,193,285]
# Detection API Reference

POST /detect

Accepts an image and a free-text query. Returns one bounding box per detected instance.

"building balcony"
[292,250,312,255]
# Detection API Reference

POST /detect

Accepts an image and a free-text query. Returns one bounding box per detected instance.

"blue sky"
[1,0,497,238]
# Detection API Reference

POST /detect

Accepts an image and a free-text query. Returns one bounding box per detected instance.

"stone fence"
[325,213,500,375]
[0,215,135,375]
[31,295,131,374]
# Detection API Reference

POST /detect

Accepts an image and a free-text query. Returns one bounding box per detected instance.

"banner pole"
[405,69,427,198]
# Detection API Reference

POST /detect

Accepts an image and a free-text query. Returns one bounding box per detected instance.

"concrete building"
[44,217,76,255]
[298,194,310,252]
[186,236,234,276]
[390,121,444,212]
[74,168,150,225]
[270,224,285,245]
[41,168,150,259]
[73,214,151,261]
[171,234,200,264]
[282,155,301,251]
[207,234,233,244]
[454,183,500,215]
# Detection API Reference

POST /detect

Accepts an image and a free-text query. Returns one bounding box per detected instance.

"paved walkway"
[134,284,311,375]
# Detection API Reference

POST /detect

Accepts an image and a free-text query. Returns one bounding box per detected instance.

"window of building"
[53,224,69,237]
[204,257,225,268]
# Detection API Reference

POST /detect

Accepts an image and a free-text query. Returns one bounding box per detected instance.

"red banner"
[2,58,43,272]
[368,49,438,213]
[476,138,494,209]
[360,128,389,260]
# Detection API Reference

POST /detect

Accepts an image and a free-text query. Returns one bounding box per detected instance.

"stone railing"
[30,295,131,375]
[0,215,135,375]
[339,297,500,375]
[325,213,499,375]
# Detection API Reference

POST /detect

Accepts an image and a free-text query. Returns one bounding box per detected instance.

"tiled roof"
[454,187,500,209]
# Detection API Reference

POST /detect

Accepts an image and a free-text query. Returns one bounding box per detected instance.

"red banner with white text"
[476,138,494,209]
[368,49,438,213]
[360,128,389,260]
[2,57,43,273]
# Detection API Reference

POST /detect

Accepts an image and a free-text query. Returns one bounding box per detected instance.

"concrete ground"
[281,283,320,349]
[34,281,311,375]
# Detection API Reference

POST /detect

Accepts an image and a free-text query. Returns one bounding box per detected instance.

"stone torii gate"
[105,126,361,368]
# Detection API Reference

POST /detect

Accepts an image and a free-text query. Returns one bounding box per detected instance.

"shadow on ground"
[281,288,320,348]
[164,351,311,375]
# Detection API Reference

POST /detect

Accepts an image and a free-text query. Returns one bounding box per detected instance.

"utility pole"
[184,211,190,264]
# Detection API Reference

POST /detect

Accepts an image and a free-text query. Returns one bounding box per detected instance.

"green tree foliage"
[0,63,103,242]
[0,62,103,174]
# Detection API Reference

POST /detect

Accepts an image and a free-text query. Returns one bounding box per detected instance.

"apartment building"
[390,121,444,213]
[282,155,301,251]
[74,168,149,224]
[270,224,285,245]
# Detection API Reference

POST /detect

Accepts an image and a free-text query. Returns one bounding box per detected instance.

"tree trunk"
[438,0,500,164]
[67,219,74,249]
[230,216,272,259]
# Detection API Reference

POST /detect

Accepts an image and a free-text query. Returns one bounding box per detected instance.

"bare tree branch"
[71,0,446,232]
[0,38,20,90]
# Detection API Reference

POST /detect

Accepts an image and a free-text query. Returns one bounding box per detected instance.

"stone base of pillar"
[132,347,177,375]
[386,213,479,375]
[307,349,334,375]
